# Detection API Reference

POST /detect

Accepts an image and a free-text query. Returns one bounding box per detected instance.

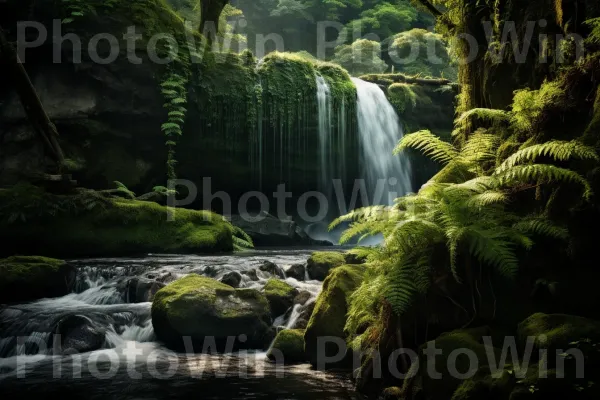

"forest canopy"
[166,0,455,78]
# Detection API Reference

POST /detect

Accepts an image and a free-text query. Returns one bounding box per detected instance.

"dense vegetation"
[3,0,600,399]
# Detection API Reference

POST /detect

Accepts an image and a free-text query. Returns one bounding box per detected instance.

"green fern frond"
[466,191,509,207]
[496,164,593,199]
[497,140,599,173]
[394,130,458,164]
[513,218,569,240]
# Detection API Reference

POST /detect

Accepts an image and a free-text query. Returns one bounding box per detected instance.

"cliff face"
[0,0,456,210]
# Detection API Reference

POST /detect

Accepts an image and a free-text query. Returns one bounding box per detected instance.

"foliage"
[511,81,566,133]
[389,28,457,80]
[334,100,598,349]
[332,39,388,76]
[341,2,418,41]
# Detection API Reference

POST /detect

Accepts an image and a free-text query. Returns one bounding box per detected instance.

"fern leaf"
[394,130,458,164]
[497,141,599,173]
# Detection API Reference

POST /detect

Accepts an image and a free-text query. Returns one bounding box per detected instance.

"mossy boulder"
[0,256,74,304]
[306,251,346,281]
[450,366,516,400]
[518,313,600,354]
[304,264,366,367]
[263,279,299,318]
[151,275,273,350]
[266,329,306,364]
[0,185,236,258]
[402,327,501,400]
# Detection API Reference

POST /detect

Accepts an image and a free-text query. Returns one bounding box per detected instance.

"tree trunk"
[199,0,230,43]
[0,24,65,168]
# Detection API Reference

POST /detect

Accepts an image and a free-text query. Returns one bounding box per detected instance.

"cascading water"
[352,77,412,204]
[316,75,333,198]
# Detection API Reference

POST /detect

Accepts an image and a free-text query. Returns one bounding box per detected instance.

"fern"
[496,164,593,199]
[497,141,599,173]
[394,130,458,164]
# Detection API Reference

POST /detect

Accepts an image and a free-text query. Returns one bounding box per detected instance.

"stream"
[0,250,361,399]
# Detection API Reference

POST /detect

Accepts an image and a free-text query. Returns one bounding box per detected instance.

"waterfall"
[352,77,412,204]
[316,75,333,197]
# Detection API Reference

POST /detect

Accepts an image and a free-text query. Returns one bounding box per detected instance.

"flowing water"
[0,251,360,399]
[352,77,412,204]
[317,75,334,199]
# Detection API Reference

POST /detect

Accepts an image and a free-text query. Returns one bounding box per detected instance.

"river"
[0,250,362,399]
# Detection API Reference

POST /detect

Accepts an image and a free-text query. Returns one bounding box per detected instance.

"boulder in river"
[304,264,365,367]
[151,275,273,350]
[285,264,306,281]
[54,315,106,355]
[242,269,259,281]
[306,252,346,281]
[259,261,285,278]
[126,277,165,303]
[220,271,243,288]
[266,329,306,364]
[263,279,299,318]
[0,256,75,304]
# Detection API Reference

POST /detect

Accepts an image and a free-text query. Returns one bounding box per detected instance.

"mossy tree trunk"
[0,24,65,168]
[199,0,230,43]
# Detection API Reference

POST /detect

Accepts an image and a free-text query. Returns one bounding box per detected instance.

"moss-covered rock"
[0,256,74,304]
[304,264,366,367]
[0,185,236,257]
[151,275,273,350]
[517,313,600,354]
[267,329,306,364]
[306,251,346,281]
[263,279,299,318]
[402,327,501,400]
[450,366,516,400]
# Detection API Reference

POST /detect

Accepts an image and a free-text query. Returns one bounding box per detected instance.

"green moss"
[263,279,298,317]
[403,327,501,400]
[0,184,235,257]
[388,83,417,113]
[0,256,65,282]
[267,329,306,363]
[304,264,366,366]
[264,279,296,298]
[306,251,346,280]
[451,367,515,400]
[517,313,600,352]
[0,256,72,303]
[152,274,272,349]
[152,275,233,320]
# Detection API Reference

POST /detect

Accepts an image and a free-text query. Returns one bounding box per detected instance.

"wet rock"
[266,329,306,364]
[220,271,243,288]
[127,277,165,303]
[294,291,312,306]
[263,279,299,318]
[0,256,75,304]
[304,265,365,367]
[285,264,306,281]
[259,261,285,278]
[54,315,105,355]
[292,300,316,330]
[152,275,273,350]
[242,269,259,281]
[306,252,346,281]
[202,265,219,277]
